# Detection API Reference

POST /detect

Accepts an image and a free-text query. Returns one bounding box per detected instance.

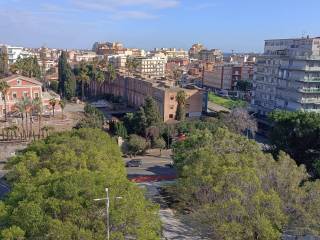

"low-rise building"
[90,74,205,122]
[0,75,60,117]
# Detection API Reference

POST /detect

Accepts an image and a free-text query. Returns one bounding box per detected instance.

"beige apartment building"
[91,74,204,122]
[108,55,127,69]
[199,49,224,63]
[151,48,188,59]
[203,64,254,90]
[188,43,205,59]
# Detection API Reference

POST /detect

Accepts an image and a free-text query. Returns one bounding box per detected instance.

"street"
[126,150,207,240]
[124,149,176,180]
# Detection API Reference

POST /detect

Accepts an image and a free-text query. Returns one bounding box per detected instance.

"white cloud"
[111,10,158,20]
[71,0,179,10]
[69,0,179,19]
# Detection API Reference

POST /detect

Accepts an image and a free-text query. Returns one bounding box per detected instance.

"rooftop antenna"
[302,30,306,38]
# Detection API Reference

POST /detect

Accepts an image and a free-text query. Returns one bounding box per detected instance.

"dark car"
[126,159,142,167]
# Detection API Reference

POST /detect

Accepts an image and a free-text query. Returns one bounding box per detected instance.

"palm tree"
[107,64,116,82]
[32,97,43,138]
[19,97,31,138]
[59,99,66,119]
[0,81,10,122]
[49,98,57,117]
[94,70,105,96]
[41,125,54,138]
[78,62,90,100]
[14,97,30,138]
[125,57,140,76]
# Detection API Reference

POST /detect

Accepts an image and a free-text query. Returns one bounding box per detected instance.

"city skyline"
[0,0,320,51]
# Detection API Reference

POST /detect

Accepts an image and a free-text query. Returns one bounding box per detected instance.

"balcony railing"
[299,98,320,104]
[298,88,320,93]
[297,77,320,82]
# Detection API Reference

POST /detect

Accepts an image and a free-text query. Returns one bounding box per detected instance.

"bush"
[75,104,105,129]
[109,121,128,138]
[127,134,148,156]
[49,80,59,92]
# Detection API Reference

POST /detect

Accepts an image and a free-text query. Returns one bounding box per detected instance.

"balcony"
[298,88,320,93]
[298,77,320,82]
[299,98,320,104]
[280,65,320,72]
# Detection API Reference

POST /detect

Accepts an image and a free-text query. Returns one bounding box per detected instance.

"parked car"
[166,160,174,168]
[126,159,142,167]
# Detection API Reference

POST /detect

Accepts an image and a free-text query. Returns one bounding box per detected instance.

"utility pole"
[94,188,122,240]
[106,188,110,240]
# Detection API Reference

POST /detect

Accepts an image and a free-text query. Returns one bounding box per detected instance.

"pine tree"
[175,90,186,121]
[143,97,162,127]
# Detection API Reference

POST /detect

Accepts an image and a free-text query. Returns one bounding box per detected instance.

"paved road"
[138,182,208,240]
[126,151,206,240]
[0,180,10,197]
[125,150,176,179]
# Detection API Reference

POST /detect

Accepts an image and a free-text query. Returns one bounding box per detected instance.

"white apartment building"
[0,45,32,64]
[252,37,320,115]
[152,48,188,59]
[74,51,98,62]
[135,56,167,79]
[108,55,127,69]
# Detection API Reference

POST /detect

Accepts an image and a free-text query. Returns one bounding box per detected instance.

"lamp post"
[94,188,122,240]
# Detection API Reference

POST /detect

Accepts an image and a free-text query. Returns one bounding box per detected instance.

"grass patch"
[208,92,247,109]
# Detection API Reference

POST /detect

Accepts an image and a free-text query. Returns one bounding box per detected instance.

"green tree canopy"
[170,127,320,239]
[75,104,105,129]
[269,110,320,175]
[58,51,76,100]
[143,97,162,127]
[0,51,9,77]
[1,128,160,239]
[127,134,148,156]
[175,90,187,121]
[10,56,41,79]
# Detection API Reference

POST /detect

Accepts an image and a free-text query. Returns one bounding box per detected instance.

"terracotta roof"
[0,74,43,86]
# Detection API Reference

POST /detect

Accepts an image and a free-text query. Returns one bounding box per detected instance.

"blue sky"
[0,0,319,52]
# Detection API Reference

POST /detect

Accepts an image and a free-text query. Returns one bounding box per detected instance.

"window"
[17,79,21,85]
[170,95,174,100]
[170,105,174,109]
[23,91,28,97]
[34,93,39,98]
[169,114,174,119]
[12,92,17,99]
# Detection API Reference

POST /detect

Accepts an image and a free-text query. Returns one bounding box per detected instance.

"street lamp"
[94,188,123,240]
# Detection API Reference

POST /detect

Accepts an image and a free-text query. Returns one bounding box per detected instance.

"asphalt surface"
[126,151,206,240]
[0,180,10,198]
[138,182,208,240]
[124,151,176,179]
